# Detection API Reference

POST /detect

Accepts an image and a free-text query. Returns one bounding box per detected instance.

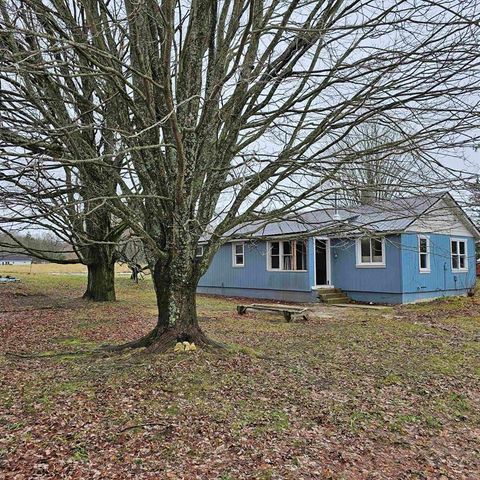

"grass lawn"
[0,267,479,479]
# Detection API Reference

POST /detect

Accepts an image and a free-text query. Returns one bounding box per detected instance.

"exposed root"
[103,323,226,354]
[148,326,225,354]
[101,326,160,352]
[6,324,224,359]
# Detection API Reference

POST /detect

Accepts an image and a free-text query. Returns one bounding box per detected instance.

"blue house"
[198,194,479,304]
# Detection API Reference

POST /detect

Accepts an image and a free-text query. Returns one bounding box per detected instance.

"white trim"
[232,242,245,267]
[418,235,431,273]
[450,237,468,272]
[195,245,204,258]
[405,194,480,239]
[266,239,308,272]
[443,194,480,238]
[313,237,332,286]
[355,237,386,268]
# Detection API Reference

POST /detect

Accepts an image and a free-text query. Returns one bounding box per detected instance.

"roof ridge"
[290,193,446,217]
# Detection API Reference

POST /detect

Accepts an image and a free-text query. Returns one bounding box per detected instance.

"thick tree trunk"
[83,258,116,302]
[82,195,118,302]
[112,258,221,352]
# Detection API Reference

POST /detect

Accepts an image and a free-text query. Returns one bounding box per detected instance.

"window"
[232,242,245,267]
[195,245,204,257]
[270,241,280,269]
[296,240,307,270]
[418,235,430,272]
[268,240,307,271]
[282,240,293,270]
[356,237,385,267]
[451,239,467,271]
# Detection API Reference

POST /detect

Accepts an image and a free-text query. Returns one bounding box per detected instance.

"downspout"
[443,262,447,294]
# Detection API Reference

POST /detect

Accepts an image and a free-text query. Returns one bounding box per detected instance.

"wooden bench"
[236,303,310,322]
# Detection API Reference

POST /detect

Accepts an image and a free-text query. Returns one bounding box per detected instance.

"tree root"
[103,324,226,354]
[6,324,225,359]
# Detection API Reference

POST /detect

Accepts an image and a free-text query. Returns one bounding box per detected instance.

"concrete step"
[319,292,348,299]
[315,288,341,294]
[322,296,350,304]
[317,287,350,304]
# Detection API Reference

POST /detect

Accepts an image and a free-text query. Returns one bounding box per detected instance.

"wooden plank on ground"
[236,303,310,322]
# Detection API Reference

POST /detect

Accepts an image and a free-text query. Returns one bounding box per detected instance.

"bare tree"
[0,160,123,300]
[1,0,479,350]
[331,124,424,206]
[116,232,149,283]
[467,176,480,222]
[0,231,67,261]
[0,0,129,300]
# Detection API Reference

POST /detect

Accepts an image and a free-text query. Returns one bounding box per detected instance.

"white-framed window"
[355,237,385,267]
[267,240,307,271]
[195,245,204,257]
[418,235,430,272]
[232,242,245,267]
[451,238,468,271]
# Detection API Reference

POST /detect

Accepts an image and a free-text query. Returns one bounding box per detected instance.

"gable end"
[405,196,478,238]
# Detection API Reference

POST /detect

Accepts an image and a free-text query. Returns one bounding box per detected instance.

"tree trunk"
[83,259,116,302]
[112,258,221,352]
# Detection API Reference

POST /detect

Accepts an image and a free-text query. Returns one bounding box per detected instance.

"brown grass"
[0,262,131,276]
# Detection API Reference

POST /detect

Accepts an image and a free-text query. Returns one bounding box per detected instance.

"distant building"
[0,254,33,265]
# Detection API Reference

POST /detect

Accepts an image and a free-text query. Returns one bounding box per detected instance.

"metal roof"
[343,195,441,233]
[220,193,479,240]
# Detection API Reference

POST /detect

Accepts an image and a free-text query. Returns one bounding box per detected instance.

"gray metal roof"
[226,210,346,238]
[220,193,479,240]
[344,195,441,232]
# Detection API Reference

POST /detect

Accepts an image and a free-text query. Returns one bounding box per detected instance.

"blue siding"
[400,233,476,301]
[198,240,314,302]
[330,235,403,303]
[196,286,317,303]
[339,291,403,304]
[197,232,477,304]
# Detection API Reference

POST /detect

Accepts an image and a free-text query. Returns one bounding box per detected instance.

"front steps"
[317,288,350,304]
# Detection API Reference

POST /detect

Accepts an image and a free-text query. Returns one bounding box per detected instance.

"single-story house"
[197,193,479,304]
[0,254,33,265]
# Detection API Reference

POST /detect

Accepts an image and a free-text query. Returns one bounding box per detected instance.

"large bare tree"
[0,0,128,300]
[331,124,424,206]
[1,0,479,349]
[0,158,122,301]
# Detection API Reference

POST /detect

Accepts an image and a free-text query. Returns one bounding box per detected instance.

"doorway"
[315,239,330,286]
